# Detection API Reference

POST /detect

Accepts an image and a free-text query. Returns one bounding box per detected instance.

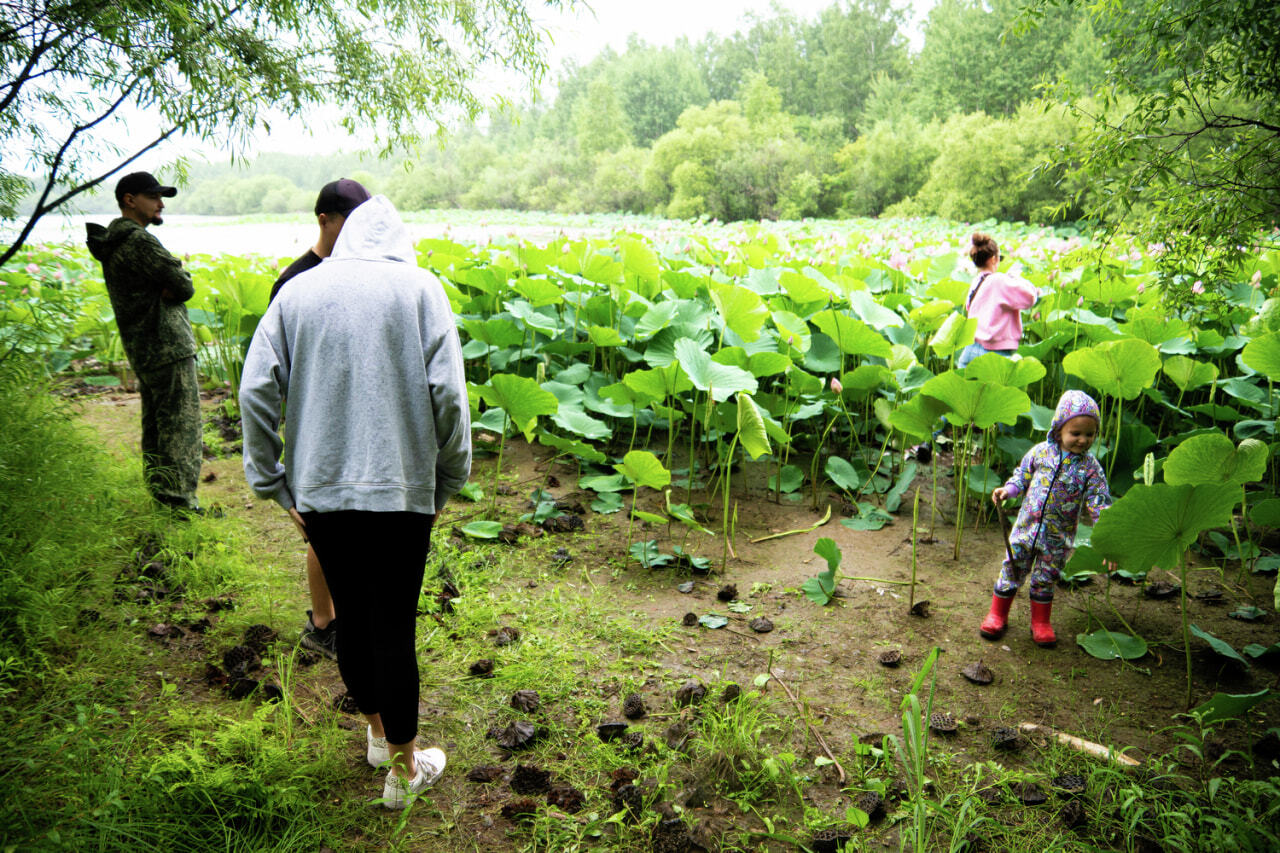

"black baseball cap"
[115,171,177,203]
[314,178,371,217]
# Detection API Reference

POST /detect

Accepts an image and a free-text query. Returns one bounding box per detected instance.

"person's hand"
[287,507,308,542]
[991,487,1010,506]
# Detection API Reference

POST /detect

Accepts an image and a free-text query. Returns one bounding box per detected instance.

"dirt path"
[74,390,1280,849]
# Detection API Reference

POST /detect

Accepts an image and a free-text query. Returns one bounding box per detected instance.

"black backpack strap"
[966,272,992,314]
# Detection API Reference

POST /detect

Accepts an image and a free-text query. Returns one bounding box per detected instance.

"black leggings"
[301,510,435,745]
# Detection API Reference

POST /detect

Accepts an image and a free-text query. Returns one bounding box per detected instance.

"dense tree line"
[78,0,1230,230]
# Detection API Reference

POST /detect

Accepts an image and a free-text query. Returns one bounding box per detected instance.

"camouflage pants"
[136,357,202,509]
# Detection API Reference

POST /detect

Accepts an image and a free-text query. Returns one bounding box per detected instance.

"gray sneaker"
[300,610,337,660]
[381,748,447,809]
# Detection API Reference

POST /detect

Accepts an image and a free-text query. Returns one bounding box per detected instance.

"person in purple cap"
[267,178,372,661]
[87,171,207,515]
[980,390,1111,646]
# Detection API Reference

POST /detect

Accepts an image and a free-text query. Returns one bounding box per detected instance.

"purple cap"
[115,171,177,203]
[314,178,371,217]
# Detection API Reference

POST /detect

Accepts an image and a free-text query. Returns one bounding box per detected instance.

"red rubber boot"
[979,594,1013,639]
[1030,599,1057,647]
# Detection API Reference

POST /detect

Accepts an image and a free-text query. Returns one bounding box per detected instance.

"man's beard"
[150,214,164,226]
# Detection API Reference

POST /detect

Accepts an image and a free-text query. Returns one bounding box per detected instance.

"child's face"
[1060,415,1098,454]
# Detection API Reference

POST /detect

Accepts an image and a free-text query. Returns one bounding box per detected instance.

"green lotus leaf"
[928,312,977,359]
[614,450,671,491]
[536,430,606,464]
[1241,331,1280,380]
[1164,433,1267,485]
[579,472,627,492]
[814,537,842,576]
[839,364,889,399]
[736,393,771,460]
[746,351,792,378]
[885,461,918,513]
[618,236,660,283]
[1190,624,1249,667]
[460,521,504,540]
[511,276,563,307]
[966,464,1002,496]
[587,325,625,347]
[505,299,559,335]
[825,456,864,493]
[711,282,768,343]
[1162,355,1219,392]
[673,337,757,402]
[699,614,729,630]
[590,491,624,513]
[962,353,1046,387]
[482,374,559,441]
[1190,689,1272,725]
[1076,630,1148,660]
[634,301,678,341]
[889,394,949,441]
[768,464,805,494]
[1092,483,1237,571]
[771,309,811,353]
[847,289,903,328]
[1248,498,1280,528]
[462,317,524,348]
[779,269,833,306]
[551,408,612,441]
[812,310,892,358]
[1062,337,1161,400]
[920,370,1031,429]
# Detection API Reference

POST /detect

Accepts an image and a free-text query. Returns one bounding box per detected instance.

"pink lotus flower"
[1076,296,1084,307]
[24,263,39,275]
[1251,270,1263,288]
[1192,280,1204,294]
[1136,283,1145,294]
[830,377,843,395]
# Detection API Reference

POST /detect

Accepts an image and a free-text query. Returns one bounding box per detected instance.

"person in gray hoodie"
[239,194,471,809]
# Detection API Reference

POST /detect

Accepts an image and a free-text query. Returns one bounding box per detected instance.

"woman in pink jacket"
[956,232,1038,370]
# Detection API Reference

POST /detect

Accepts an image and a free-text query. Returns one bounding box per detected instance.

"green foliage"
[1093,484,1237,572]
[0,0,560,262]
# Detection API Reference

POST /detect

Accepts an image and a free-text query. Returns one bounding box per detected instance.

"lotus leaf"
[928,312,976,359]
[825,456,865,492]
[674,337,757,402]
[615,450,671,491]
[710,282,768,343]
[920,371,1031,429]
[1163,433,1267,485]
[812,310,892,358]
[1189,625,1249,666]
[461,521,504,540]
[1162,356,1219,392]
[1190,689,1272,724]
[1092,483,1237,571]
[1062,338,1161,400]
[768,464,805,494]
[1076,630,1148,660]
[735,393,771,460]
[962,353,1046,387]
[1241,331,1280,380]
[482,374,559,441]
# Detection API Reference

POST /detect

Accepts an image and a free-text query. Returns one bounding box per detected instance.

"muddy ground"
[76,389,1280,850]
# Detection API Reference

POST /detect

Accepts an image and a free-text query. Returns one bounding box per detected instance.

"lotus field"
[7,220,1280,666]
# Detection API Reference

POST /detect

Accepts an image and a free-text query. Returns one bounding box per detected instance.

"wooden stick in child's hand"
[996,502,1016,565]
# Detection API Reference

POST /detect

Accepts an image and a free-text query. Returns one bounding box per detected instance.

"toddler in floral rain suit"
[980,390,1111,646]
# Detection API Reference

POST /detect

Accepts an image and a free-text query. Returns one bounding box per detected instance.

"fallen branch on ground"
[1018,723,1140,767]
[767,653,846,784]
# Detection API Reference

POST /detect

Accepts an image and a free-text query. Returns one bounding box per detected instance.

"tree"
[1045,0,1280,291]
[0,0,567,264]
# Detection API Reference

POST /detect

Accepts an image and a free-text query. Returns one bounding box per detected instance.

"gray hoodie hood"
[328,194,415,264]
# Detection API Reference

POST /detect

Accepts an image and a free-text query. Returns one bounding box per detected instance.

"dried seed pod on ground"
[510,764,552,795]
[622,692,647,719]
[929,712,958,734]
[749,617,774,633]
[878,649,902,667]
[961,660,994,685]
[675,680,706,707]
[510,690,540,712]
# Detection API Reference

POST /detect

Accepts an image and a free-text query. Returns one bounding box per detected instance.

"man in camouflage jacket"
[87,172,203,511]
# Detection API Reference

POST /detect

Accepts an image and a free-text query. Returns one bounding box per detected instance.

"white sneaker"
[367,725,389,768]
[380,748,447,809]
